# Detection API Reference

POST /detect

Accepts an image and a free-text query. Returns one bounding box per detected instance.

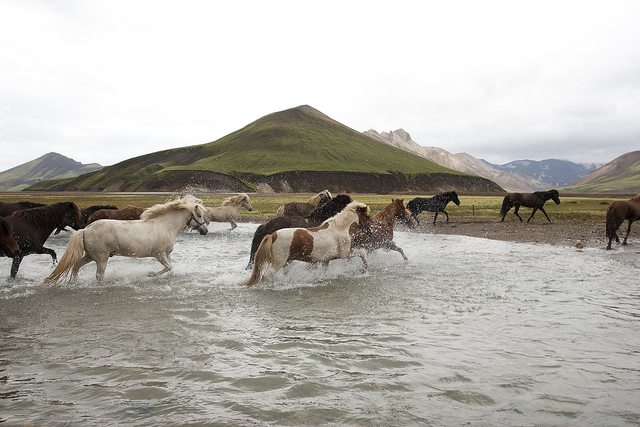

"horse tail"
[242,234,274,287]
[42,230,86,286]
[500,195,511,217]
[247,224,268,268]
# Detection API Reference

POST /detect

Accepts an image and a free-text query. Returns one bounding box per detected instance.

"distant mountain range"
[0,152,102,192]
[364,129,599,192]
[564,150,640,193]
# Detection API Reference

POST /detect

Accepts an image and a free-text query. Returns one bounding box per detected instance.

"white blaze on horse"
[204,194,253,230]
[42,195,208,285]
[242,201,371,287]
[275,190,332,217]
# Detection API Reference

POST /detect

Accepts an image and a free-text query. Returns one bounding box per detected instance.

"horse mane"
[631,193,640,202]
[324,201,369,229]
[222,193,249,206]
[11,202,78,228]
[141,195,202,221]
[307,189,332,205]
[307,194,353,220]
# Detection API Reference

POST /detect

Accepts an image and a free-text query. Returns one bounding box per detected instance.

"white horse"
[275,190,332,217]
[42,195,208,285]
[242,201,371,287]
[204,194,252,230]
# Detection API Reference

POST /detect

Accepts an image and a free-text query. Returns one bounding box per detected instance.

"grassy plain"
[0,192,620,223]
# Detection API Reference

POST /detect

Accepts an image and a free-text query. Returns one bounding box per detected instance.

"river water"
[1,222,639,425]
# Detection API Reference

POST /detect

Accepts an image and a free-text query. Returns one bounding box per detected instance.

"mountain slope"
[364,129,549,192]
[564,151,640,193]
[27,106,503,194]
[492,159,598,188]
[0,152,102,192]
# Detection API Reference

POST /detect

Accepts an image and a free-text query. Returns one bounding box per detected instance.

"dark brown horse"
[407,191,461,226]
[54,204,119,234]
[353,198,412,260]
[500,189,560,223]
[247,194,353,268]
[0,218,19,258]
[0,201,46,216]
[3,202,84,278]
[605,193,640,250]
[87,205,145,224]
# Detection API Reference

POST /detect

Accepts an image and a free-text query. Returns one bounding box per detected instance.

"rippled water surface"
[1,223,639,425]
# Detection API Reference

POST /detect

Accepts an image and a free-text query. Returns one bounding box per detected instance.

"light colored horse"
[42,195,208,285]
[275,190,332,217]
[204,194,252,230]
[242,201,371,287]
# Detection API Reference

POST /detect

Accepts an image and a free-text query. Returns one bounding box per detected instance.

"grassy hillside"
[563,151,640,194]
[28,105,499,193]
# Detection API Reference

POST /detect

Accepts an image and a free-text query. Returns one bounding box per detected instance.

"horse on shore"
[204,194,252,230]
[242,201,371,287]
[605,193,640,250]
[407,191,460,226]
[500,189,560,223]
[0,201,46,217]
[0,218,19,258]
[43,195,208,285]
[275,190,332,217]
[246,194,353,268]
[3,202,84,278]
[87,205,146,225]
[353,198,412,261]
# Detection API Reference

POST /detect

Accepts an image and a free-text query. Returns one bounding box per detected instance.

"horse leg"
[412,213,420,226]
[534,207,552,223]
[350,249,368,273]
[432,212,438,226]
[151,252,172,276]
[9,255,23,278]
[39,246,58,266]
[229,219,237,230]
[388,242,408,261]
[513,206,523,222]
[443,210,449,223]
[622,220,634,245]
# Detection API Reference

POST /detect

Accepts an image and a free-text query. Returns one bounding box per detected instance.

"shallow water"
[1,223,639,425]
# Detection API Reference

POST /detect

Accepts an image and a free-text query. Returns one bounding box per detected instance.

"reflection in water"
[1,223,639,425]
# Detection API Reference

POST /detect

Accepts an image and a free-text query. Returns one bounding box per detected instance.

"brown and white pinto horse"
[87,205,146,225]
[500,189,560,223]
[0,218,19,258]
[605,193,640,250]
[275,190,332,217]
[242,201,371,287]
[353,198,412,261]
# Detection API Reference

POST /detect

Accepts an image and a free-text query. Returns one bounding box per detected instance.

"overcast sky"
[1,1,639,172]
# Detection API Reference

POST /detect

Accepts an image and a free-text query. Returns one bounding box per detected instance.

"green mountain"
[0,152,102,192]
[26,105,503,193]
[563,150,640,194]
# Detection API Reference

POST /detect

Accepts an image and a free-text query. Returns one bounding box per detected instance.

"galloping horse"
[242,201,371,287]
[43,195,208,285]
[204,194,252,230]
[0,201,46,216]
[605,192,640,250]
[87,205,146,225]
[55,204,119,234]
[3,202,84,278]
[407,191,461,226]
[276,190,332,217]
[500,189,560,223]
[0,218,19,258]
[247,194,353,268]
[353,198,412,261]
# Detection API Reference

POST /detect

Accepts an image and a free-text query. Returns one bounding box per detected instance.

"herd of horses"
[0,189,638,285]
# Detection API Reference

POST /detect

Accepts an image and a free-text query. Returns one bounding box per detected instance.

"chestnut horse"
[0,218,19,258]
[3,202,84,278]
[246,194,353,268]
[605,193,640,250]
[242,201,371,287]
[500,189,560,223]
[275,190,332,217]
[204,194,253,230]
[87,205,146,224]
[353,198,412,261]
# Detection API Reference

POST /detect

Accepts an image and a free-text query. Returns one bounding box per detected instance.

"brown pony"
[275,190,332,217]
[500,189,560,223]
[0,201,46,216]
[87,205,146,224]
[605,193,640,250]
[353,198,412,261]
[0,218,19,258]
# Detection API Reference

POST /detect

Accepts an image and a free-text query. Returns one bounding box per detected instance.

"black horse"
[54,204,118,234]
[0,201,46,217]
[406,191,461,226]
[499,189,560,223]
[3,202,85,278]
[246,194,353,269]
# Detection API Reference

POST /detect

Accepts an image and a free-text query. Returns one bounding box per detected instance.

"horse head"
[549,189,561,205]
[450,191,461,206]
[188,203,209,235]
[64,202,85,230]
[0,218,19,257]
[392,199,414,227]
